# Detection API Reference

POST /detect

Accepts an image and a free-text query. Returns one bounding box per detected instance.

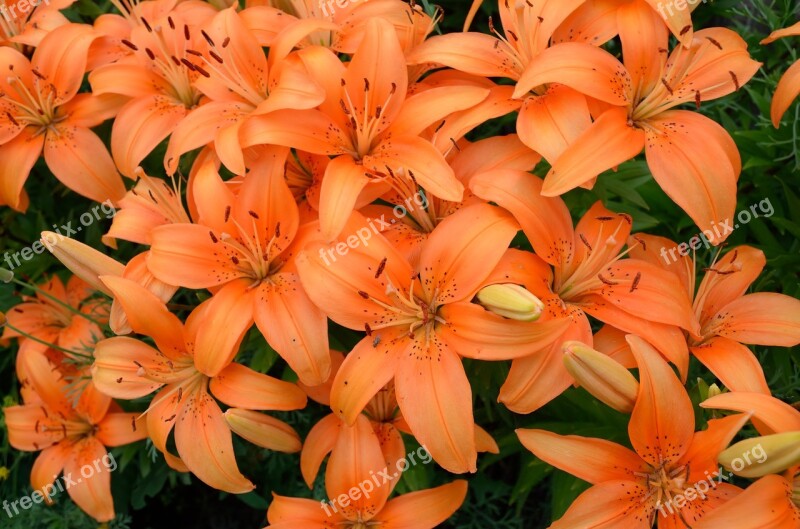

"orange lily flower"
[164,6,327,176]
[630,234,800,394]
[296,204,569,473]
[92,275,306,492]
[0,23,126,211]
[697,392,800,528]
[518,335,750,529]
[762,21,800,127]
[0,0,72,49]
[299,351,499,489]
[4,350,147,522]
[241,18,483,240]
[2,274,112,420]
[541,2,760,243]
[2,275,105,361]
[470,170,699,412]
[147,148,331,385]
[89,6,216,176]
[407,0,632,162]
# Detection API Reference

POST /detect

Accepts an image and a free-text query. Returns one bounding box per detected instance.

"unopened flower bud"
[563,341,639,413]
[0,267,13,283]
[719,432,800,478]
[40,232,124,295]
[477,284,544,322]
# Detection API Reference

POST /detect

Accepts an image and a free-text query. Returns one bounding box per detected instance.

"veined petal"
[550,480,650,529]
[146,387,188,472]
[0,127,40,212]
[192,280,255,377]
[591,259,700,334]
[701,392,800,435]
[111,95,187,177]
[644,111,739,244]
[517,429,647,484]
[711,293,800,347]
[628,335,694,467]
[253,274,331,386]
[470,170,574,266]
[95,412,147,447]
[692,476,798,529]
[395,335,476,474]
[418,203,518,304]
[439,301,569,360]
[32,24,96,102]
[388,85,490,138]
[147,224,244,289]
[770,59,800,128]
[210,362,307,411]
[643,0,693,46]
[174,386,254,493]
[691,338,770,394]
[406,32,522,79]
[100,276,185,357]
[450,135,541,181]
[63,438,115,522]
[678,414,750,481]
[330,331,407,425]
[514,42,631,105]
[617,1,669,97]
[374,481,469,529]
[668,28,761,103]
[267,495,345,527]
[89,61,173,98]
[499,314,592,414]
[241,109,350,155]
[164,101,251,175]
[366,135,464,202]
[300,414,340,488]
[516,85,592,163]
[325,414,391,520]
[696,246,765,323]
[318,155,371,242]
[31,443,70,504]
[542,107,645,196]
[761,21,800,44]
[44,125,126,204]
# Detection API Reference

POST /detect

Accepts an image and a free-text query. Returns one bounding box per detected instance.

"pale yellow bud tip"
[563,341,639,413]
[0,267,13,283]
[719,432,800,478]
[477,284,544,322]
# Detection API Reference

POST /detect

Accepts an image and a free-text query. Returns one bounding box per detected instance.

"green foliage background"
[0,0,798,527]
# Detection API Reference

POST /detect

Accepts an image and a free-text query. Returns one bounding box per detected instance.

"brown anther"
[274,222,281,238]
[209,50,223,63]
[705,36,722,50]
[209,231,218,243]
[375,257,387,279]
[116,377,123,383]
[184,25,190,40]
[660,77,674,95]
[231,256,240,265]
[140,17,152,32]
[248,210,260,219]
[167,16,175,29]
[145,48,156,60]
[201,29,215,46]
[194,65,211,78]
[629,272,642,293]
[695,91,702,109]
[131,416,137,431]
[679,25,691,36]
[365,323,373,336]
[598,273,618,286]
[224,205,231,222]
[358,290,370,299]
[180,58,196,71]
[121,39,138,51]
[222,37,230,48]
[729,71,740,90]
[579,233,593,252]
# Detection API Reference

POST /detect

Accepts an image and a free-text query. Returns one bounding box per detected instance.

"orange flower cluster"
[1,0,799,527]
